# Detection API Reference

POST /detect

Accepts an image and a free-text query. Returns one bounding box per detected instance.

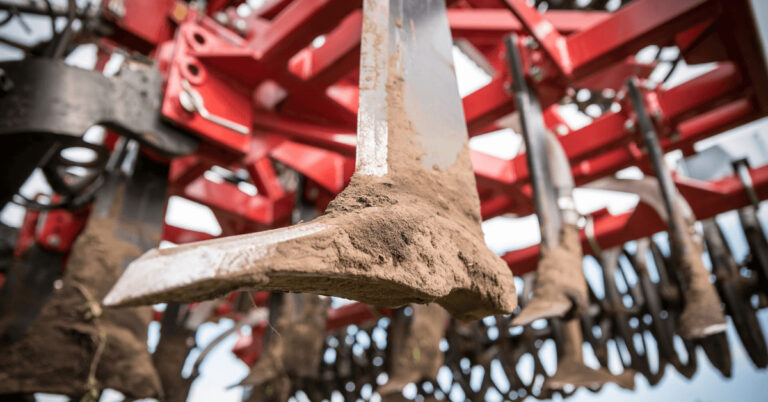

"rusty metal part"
[103,0,517,321]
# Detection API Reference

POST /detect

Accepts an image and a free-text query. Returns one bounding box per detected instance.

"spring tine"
[544,318,635,392]
[380,304,448,397]
[738,204,768,289]
[703,219,768,368]
[638,241,684,368]
[699,332,733,378]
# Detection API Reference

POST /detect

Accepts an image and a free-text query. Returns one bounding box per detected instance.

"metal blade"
[104,0,517,321]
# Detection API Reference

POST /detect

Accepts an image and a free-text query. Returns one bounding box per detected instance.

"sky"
[2,0,768,401]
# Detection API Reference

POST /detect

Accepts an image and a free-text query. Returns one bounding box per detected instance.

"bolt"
[233,19,248,34]
[524,36,539,50]
[556,124,569,136]
[624,119,636,133]
[214,12,229,26]
[529,66,543,83]
[601,88,616,99]
[47,234,61,247]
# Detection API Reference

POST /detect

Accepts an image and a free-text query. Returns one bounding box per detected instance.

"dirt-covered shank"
[104,0,517,320]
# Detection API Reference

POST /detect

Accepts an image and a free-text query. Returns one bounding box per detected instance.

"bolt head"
[530,66,543,83]
[624,119,636,133]
[215,12,229,25]
[233,19,248,33]
[524,36,539,50]
[47,234,61,247]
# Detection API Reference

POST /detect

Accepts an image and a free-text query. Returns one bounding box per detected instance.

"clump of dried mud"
[0,215,162,399]
[244,42,517,320]
[513,224,588,325]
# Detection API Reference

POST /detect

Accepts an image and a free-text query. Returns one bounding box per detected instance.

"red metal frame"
[12,0,768,365]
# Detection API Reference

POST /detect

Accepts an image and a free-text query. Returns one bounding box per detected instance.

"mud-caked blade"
[104,0,517,320]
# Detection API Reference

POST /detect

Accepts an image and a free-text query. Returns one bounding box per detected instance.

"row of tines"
[290,204,768,401]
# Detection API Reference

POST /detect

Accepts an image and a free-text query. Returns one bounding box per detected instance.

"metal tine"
[379,304,448,398]
[625,239,675,384]
[104,0,517,321]
[621,244,669,385]
[703,218,768,368]
[734,159,768,290]
[504,33,587,327]
[544,317,636,393]
[648,240,699,379]
[627,78,727,340]
[240,294,331,399]
[618,250,647,312]
[579,283,611,368]
[504,31,635,392]
[597,248,652,379]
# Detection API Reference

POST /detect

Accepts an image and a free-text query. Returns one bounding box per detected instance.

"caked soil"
[0,212,162,399]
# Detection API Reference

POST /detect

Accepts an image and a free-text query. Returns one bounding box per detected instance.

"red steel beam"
[503,164,768,275]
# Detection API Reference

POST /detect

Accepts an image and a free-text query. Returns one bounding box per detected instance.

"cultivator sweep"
[1,0,768,400]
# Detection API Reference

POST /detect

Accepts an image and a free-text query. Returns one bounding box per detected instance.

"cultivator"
[1,0,768,400]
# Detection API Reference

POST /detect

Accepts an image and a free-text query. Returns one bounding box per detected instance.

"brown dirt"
[513,224,588,326]
[241,293,331,401]
[105,11,517,321]
[379,304,449,398]
[0,212,162,399]
[672,214,727,339]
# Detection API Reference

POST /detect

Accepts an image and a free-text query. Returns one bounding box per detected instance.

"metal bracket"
[179,79,250,135]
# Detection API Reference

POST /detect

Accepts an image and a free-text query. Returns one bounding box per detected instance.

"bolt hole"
[193,32,206,45]
[187,64,200,76]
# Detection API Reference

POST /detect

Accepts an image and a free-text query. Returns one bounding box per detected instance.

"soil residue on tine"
[673,214,727,339]
[102,3,516,322]
[379,304,449,399]
[0,213,162,399]
[241,294,331,401]
[513,225,588,326]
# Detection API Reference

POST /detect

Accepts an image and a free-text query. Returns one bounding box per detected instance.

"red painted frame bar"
[503,164,768,275]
